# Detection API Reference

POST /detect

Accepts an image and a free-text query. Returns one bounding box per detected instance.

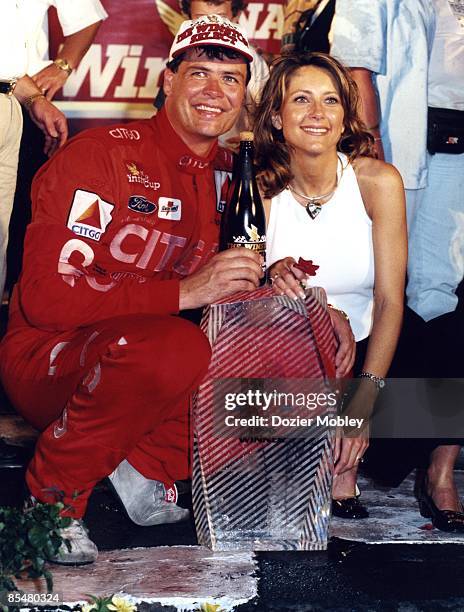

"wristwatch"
[53,58,73,76]
[358,371,385,390]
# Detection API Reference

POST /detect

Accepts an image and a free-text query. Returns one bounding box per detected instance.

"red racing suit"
[0,108,232,517]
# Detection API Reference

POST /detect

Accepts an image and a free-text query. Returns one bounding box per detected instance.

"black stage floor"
[3,464,464,611]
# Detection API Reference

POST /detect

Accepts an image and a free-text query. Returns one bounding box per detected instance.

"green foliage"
[0,501,71,606]
[85,594,115,611]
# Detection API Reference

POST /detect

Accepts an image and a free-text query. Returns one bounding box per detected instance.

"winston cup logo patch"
[126,161,161,191]
[67,190,114,241]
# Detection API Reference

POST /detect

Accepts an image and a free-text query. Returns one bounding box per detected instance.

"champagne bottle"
[220,131,267,286]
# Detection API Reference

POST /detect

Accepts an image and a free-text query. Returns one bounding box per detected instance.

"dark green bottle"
[220,131,267,286]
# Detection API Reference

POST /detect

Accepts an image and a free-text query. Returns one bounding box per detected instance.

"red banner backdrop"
[49,0,283,130]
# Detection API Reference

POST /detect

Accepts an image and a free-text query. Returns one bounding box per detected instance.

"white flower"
[81,605,97,612]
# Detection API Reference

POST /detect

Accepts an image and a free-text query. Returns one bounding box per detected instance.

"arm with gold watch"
[32,21,102,101]
[13,75,68,156]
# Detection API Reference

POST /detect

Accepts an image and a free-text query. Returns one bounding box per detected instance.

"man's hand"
[33,64,69,101]
[28,96,68,156]
[328,308,355,377]
[179,248,263,310]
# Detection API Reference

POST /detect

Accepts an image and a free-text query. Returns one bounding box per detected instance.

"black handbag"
[293,0,336,54]
[427,106,464,155]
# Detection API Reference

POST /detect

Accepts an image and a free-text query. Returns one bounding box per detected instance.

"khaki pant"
[0,94,22,298]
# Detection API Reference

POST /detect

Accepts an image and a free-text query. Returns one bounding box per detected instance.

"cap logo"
[177,22,248,48]
[169,15,252,62]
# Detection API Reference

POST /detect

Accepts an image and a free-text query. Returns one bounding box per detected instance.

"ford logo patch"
[128,195,157,214]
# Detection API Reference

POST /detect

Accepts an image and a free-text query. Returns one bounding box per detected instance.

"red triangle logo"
[76,200,101,229]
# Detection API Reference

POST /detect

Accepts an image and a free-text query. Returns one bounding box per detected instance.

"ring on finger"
[355,455,364,463]
[270,272,281,285]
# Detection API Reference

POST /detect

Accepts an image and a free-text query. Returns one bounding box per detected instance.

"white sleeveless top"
[267,154,374,341]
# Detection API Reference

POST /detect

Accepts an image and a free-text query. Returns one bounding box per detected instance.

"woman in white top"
[254,52,407,517]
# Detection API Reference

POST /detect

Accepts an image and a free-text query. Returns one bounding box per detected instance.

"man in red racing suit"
[0,16,262,564]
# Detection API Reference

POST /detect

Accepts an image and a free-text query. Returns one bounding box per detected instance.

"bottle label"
[231,224,266,246]
[228,239,266,252]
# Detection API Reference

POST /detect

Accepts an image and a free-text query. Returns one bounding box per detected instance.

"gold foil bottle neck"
[239,131,254,141]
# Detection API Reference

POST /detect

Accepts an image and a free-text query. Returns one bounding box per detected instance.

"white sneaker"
[48,519,98,565]
[108,459,190,526]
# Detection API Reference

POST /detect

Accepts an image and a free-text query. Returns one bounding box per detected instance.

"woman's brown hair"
[254,52,375,198]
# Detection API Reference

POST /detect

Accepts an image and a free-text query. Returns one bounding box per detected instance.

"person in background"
[331,0,464,531]
[254,52,407,519]
[154,0,269,150]
[281,0,334,54]
[6,0,107,293]
[0,15,262,565]
[0,1,67,301]
[281,0,318,53]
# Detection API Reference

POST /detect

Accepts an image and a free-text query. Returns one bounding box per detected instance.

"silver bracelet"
[358,371,385,390]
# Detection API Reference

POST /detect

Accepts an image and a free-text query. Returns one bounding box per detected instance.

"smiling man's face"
[163,48,247,155]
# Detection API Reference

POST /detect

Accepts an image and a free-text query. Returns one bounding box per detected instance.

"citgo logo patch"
[67,190,114,241]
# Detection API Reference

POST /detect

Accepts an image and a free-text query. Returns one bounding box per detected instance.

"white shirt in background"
[24,0,108,76]
[428,0,464,110]
[0,1,28,80]
[330,0,436,190]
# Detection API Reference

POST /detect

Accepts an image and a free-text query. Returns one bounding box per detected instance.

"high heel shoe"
[332,486,369,519]
[417,477,464,532]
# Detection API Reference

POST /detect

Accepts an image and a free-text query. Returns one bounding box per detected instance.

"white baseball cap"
[168,15,254,63]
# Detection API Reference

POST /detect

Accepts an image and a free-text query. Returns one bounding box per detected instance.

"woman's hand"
[334,431,369,476]
[327,308,355,377]
[268,257,307,300]
[333,378,377,474]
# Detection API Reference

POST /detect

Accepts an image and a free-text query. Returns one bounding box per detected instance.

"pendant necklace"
[287,157,343,220]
